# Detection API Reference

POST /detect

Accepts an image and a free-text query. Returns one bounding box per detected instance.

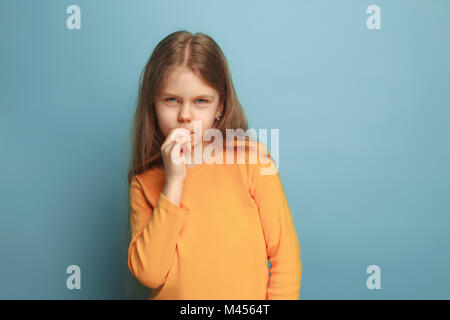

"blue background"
[1,0,449,299]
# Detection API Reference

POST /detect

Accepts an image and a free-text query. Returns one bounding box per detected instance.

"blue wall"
[0,0,449,299]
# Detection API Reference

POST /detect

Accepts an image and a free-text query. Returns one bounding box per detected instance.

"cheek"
[202,114,216,129]
[199,120,214,138]
[155,106,175,134]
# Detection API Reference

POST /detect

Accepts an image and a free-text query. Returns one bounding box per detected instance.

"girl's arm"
[250,157,302,300]
[127,176,190,289]
[162,176,185,206]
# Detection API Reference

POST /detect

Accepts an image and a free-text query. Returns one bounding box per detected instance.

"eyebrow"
[161,92,214,100]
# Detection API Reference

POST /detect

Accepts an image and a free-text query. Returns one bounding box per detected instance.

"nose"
[177,104,192,124]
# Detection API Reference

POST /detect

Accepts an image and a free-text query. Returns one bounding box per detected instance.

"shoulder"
[129,168,165,204]
[130,169,154,187]
[217,139,278,181]
[242,140,278,176]
[222,139,271,162]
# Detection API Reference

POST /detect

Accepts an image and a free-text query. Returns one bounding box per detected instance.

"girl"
[127,30,302,300]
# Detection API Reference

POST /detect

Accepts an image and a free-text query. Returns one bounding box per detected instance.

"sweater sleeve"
[250,158,302,300]
[127,176,190,289]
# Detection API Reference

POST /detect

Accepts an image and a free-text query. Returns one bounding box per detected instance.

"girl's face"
[154,67,223,149]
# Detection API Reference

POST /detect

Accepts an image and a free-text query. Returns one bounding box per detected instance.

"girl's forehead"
[163,68,215,88]
[159,83,218,99]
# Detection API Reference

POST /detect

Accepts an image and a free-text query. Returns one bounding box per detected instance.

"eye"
[165,97,177,103]
[196,99,208,104]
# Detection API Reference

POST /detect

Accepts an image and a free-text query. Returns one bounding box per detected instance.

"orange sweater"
[127,143,302,300]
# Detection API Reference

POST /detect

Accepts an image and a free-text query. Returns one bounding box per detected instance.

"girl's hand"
[161,128,192,182]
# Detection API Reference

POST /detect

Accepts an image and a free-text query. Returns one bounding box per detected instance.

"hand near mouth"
[160,128,193,182]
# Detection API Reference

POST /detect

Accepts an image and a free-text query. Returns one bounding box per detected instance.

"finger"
[169,128,191,143]
[180,141,190,155]
[162,139,177,153]
[182,138,192,154]
[162,138,174,151]
[170,140,185,165]
[169,138,184,154]
[162,129,190,152]
[182,140,192,153]
[161,128,176,149]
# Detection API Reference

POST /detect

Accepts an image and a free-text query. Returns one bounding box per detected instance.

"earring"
[216,116,221,121]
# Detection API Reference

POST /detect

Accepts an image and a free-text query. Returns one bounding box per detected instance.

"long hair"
[127,30,266,185]
[126,30,275,299]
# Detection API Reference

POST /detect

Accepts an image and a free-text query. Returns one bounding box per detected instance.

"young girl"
[127,30,302,300]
